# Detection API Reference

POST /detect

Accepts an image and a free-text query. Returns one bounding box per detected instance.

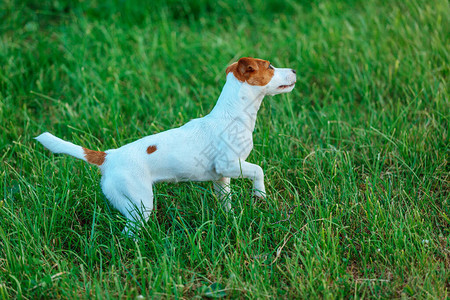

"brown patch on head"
[83,148,106,166]
[226,57,274,86]
[147,145,157,154]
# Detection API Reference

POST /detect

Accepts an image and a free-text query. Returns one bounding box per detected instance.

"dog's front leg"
[213,177,231,211]
[215,161,266,199]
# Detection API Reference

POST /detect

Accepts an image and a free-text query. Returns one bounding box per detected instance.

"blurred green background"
[0,0,448,298]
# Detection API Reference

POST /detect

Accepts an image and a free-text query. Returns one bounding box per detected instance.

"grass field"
[1,0,449,298]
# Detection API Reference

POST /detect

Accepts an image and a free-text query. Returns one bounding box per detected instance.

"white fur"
[36,63,296,235]
[36,132,87,162]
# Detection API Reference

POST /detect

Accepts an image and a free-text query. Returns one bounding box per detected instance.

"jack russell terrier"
[36,57,296,235]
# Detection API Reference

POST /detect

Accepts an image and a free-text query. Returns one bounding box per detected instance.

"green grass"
[1,0,449,298]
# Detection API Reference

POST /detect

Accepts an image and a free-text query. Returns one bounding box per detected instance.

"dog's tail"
[35,132,106,166]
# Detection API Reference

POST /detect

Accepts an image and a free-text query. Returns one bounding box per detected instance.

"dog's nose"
[292,69,296,74]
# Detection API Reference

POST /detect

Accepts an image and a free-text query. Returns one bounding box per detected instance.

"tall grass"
[0,0,448,298]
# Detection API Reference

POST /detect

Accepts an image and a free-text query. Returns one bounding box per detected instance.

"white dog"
[36,57,296,235]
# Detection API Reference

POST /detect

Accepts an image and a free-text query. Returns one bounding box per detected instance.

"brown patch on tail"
[147,145,157,154]
[83,148,106,165]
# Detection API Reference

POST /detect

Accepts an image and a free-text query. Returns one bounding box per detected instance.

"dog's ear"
[226,57,271,85]
[237,57,259,77]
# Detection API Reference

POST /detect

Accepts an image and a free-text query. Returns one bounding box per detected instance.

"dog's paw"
[223,200,232,212]
[253,189,267,200]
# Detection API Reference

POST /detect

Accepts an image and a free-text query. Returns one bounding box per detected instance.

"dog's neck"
[209,74,265,132]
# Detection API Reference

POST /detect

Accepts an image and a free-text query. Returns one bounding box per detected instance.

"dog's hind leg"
[121,188,154,237]
[102,175,154,237]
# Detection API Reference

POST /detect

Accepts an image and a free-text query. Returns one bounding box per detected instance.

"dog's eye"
[268,64,274,70]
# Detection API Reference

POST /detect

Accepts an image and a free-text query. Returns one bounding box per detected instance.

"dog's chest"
[216,119,254,160]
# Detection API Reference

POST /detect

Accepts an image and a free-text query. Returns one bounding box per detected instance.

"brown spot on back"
[226,57,274,86]
[83,148,106,166]
[147,145,157,154]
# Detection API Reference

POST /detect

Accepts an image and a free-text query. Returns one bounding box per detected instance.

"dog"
[36,57,296,235]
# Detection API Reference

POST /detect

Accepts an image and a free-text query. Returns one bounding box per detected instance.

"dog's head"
[226,57,296,95]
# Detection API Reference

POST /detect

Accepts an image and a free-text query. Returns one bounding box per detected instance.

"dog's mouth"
[278,83,296,89]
